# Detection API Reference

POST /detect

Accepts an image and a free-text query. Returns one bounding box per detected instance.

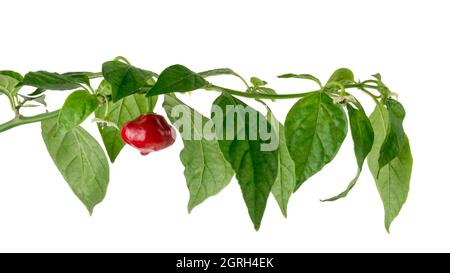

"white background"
[0,0,448,252]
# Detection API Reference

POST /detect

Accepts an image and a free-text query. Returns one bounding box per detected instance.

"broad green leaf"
[212,94,278,230]
[285,91,347,190]
[0,73,21,96]
[378,98,406,169]
[368,104,412,232]
[322,103,374,201]
[57,90,99,133]
[41,117,109,214]
[250,77,267,87]
[102,61,152,102]
[21,71,84,90]
[0,70,23,82]
[278,73,322,87]
[147,65,207,96]
[95,81,157,162]
[268,112,296,217]
[163,94,234,212]
[326,68,354,84]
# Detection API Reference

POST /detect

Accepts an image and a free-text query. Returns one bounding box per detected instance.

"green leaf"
[378,98,406,169]
[372,73,382,81]
[326,68,354,84]
[250,77,267,87]
[278,73,322,87]
[21,71,85,90]
[102,61,152,102]
[322,103,374,201]
[41,117,109,214]
[285,91,347,190]
[255,87,277,101]
[18,94,47,107]
[368,103,412,232]
[212,94,278,230]
[268,112,296,217]
[57,90,99,133]
[163,94,234,212]
[198,68,239,78]
[0,70,23,82]
[95,81,157,162]
[27,88,46,97]
[147,65,207,96]
[62,72,93,86]
[0,73,21,96]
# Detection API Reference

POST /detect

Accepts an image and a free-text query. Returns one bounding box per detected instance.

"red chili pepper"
[121,114,176,155]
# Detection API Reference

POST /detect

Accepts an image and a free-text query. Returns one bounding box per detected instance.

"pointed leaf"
[212,94,278,230]
[378,98,406,168]
[102,61,152,102]
[41,117,109,214]
[368,104,412,232]
[278,73,322,87]
[163,95,234,212]
[285,92,347,190]
[198,68,239,78]
[147,65,207,96]
[268,113,296,217]
[57,90,99,133]
[21,71,84,90]
[322,103,374,201]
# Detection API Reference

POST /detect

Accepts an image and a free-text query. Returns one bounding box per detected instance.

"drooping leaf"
[322,103,374,201]
[212,94,278,230]
[285,91,347,190]
[57,90,99,133]
[102,61,152,102]
[278,73,322,87]
[368,103,412,232]
[378,98,406,169]
[268,112,296,217]
[163,94,234,212]
[147,65,207,96]
[95,80,156,162]
[27,88,46,97]
[21,71,85,90]
[41,117,109,214]
[326,68,354,85]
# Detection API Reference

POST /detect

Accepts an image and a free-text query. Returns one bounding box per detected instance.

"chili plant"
[0,57,412,232]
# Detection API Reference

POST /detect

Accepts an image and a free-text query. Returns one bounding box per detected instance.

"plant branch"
[204,84,318,99]
[0,110,60,133]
